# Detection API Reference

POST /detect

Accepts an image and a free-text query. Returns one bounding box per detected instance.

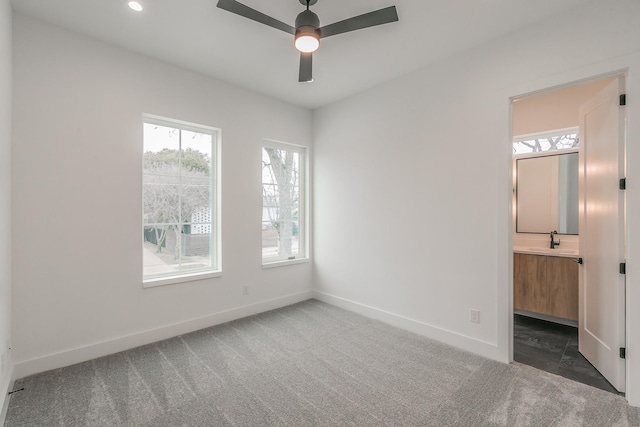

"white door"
[578,77,626,392]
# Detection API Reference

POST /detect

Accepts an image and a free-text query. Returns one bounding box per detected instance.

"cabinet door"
[546,256,579,321]
[514,253,547,314]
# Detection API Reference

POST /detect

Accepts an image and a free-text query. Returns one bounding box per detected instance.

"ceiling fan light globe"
[295,34,319,53]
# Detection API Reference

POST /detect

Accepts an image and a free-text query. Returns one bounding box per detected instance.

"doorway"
[510,74,627,393]
[513,314,619,393]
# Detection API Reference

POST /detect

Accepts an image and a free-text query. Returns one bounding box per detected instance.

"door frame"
[507,70,628,391]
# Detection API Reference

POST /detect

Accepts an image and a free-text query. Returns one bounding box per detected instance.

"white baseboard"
[0,366,14,426]
[13,290,313,380]
[313,291,503,361]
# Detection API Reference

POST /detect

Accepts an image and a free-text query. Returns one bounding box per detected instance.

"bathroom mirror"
[516,152,579,234]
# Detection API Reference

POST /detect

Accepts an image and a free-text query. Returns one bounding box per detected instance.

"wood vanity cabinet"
[514,253,578,321]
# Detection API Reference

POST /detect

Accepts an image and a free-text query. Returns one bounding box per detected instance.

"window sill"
[262,258,310,269]
[143,270,222,288]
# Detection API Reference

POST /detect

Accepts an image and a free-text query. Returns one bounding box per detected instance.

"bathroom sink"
[514,246,579,257]
[557,249,579,255]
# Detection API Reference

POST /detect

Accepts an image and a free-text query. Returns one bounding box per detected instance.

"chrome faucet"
[550,230,560,249]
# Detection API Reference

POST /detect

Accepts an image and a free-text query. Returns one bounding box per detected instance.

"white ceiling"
[10,0,594,109]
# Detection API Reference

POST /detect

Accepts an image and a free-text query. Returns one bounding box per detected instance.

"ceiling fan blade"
[319,6,398,39]
[217,0,295,35]
[299,53,313,83]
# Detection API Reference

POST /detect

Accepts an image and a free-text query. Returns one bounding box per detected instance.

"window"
[262,141,307,264]
[513,127,579,155]
[142,116,220,285]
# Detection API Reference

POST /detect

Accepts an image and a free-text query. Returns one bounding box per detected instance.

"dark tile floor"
[514,314,621,395]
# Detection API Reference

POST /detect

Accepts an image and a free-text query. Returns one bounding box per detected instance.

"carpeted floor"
[4,299,640,426]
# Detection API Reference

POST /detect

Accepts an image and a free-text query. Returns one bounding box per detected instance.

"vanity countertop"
[513,246,580,258]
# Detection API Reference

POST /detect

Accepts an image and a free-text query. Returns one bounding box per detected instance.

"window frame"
[142,114,222,287]
[261,139,309,267]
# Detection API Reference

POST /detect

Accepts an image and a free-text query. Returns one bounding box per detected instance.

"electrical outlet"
[242,285,249,295]
[469,309,480,324]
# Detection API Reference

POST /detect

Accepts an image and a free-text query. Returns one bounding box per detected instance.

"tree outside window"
[513,132,578,155]
[262,143,305,262]
[143,119,219,282]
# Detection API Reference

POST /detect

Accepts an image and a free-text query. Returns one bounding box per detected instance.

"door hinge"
[620,262,626,274]
[620,178,626,190]
[620,94,627,106]
[620,347,626,359]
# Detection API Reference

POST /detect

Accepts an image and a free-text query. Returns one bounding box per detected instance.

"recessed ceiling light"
[127,1,143,12]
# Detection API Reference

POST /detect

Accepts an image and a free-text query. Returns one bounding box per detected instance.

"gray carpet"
[4,299,640,426]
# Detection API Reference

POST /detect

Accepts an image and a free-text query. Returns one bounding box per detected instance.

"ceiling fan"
[216,0,399,82]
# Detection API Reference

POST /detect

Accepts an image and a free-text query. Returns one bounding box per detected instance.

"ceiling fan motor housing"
[295,9,320,34]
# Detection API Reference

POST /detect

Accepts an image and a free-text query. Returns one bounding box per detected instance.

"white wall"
[512,77,612,136]
[313,0,640,405]
[11,14,313,377]
[0,0,12,416]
